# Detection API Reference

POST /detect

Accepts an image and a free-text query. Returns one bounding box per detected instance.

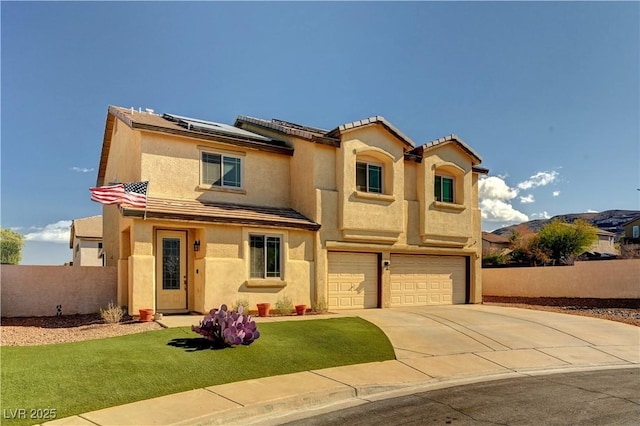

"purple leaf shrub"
[191,304,260,347]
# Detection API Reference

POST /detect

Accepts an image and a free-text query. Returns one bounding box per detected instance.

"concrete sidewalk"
[44,305,639,426]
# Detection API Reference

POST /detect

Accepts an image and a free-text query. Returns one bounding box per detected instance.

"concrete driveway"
[353,304,640,376]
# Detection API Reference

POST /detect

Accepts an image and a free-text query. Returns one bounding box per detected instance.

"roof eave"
[327,116,416,150]
[235,116,340,147]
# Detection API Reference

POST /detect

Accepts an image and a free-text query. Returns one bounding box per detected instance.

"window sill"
[198,185,246,195]
[433,201,466,211]
[353,191,396,203]
[245,279,287,289]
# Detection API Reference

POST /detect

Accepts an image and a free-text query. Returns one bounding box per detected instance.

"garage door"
[328,252,378,309]
[390,255,466,306]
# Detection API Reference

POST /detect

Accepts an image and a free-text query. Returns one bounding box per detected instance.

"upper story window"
[249,234,282,278]
[202,152,242,188]
[435,175,454,203]
[356,162,383,194]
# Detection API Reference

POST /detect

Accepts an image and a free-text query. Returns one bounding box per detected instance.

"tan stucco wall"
[482,259,640,299]
[140,133,291,208]
[419,144,474,247]
[338,126,405,243]
[1,265,117,317]
[72,238,103,266]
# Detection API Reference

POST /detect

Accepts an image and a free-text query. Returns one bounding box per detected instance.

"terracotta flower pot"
[139,309,154,322]
[295,305,307,316]
[257,303,271,317]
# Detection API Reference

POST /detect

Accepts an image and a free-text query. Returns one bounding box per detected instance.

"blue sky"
[2,1,638,265]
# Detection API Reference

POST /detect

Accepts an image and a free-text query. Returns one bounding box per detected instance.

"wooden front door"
[156,230,187,312]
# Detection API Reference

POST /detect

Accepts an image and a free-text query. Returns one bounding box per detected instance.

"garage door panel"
[391,255,465,307]
[328,252,378,310]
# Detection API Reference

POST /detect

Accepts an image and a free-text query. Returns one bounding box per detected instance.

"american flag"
[90,181,148,208]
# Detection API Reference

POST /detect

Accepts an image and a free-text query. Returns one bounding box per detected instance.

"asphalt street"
[283,368,640,426]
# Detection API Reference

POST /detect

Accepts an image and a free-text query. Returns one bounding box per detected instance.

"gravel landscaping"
[0,314,163,346]
[483,297,640,327]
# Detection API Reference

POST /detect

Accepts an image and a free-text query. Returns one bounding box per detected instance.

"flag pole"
[143,181,149,220]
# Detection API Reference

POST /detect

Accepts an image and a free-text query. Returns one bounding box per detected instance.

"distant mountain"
[491,210,640,240]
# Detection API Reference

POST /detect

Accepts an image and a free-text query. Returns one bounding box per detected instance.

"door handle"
[184,276,187,290]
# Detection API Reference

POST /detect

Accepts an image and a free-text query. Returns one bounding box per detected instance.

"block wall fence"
[482,259,640,299]
[1,265,117,317]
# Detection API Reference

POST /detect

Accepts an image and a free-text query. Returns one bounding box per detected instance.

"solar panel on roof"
[164,113,272,142]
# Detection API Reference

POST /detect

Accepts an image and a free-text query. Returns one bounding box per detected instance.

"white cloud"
[519,194,535,204]
[587,209,599,213]
[553,191,560,197]
[23,220,72,243]
[478,176,518,201]
[479,199,529,223]
[479,176,528,223]
[71,167,95,173]
[531,211,551,219]
[517,171,559,190]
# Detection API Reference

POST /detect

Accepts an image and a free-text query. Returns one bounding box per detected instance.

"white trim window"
[435,175,454,203]
[249,234,282,278]
[356,162,383,193]
[202,152,242,188]
[633,225,639,239]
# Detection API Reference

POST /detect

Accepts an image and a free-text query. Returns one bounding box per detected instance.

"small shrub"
[312,297,328,313]
[100,302,125,324]
[275,294,294,315]
[232,298,250,313]
[192,304,260,348]
[482,252,508,267]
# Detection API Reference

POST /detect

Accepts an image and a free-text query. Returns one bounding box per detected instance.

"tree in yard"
[1,228,25,264]
[508,225,550,266]
[537,219,598,265]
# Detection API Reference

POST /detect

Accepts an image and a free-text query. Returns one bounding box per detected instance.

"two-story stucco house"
[97,106,487,315]
[69,215,104,266]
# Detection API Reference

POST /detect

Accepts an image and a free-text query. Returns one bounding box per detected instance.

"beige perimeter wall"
[1,265,117,317]
[482,259,640,299]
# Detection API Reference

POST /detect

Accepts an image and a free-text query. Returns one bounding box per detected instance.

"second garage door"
[390,255,466,306]
[328,252,378,309]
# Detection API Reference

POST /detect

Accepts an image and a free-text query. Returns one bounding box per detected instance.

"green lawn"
[1,317,394,425]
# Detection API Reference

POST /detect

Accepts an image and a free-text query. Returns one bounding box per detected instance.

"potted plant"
[257,303,270,317]
[139,308,154,322]
[295,304,307,316]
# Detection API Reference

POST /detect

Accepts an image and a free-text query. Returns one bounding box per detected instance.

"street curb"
[175,364,640,426]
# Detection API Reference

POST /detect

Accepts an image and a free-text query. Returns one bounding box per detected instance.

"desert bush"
[232,298,250,313]
[312,296,328,313]
[482,252,508,267]
[100,302,125,324]
[274,294,294,315]
[192,304,260,348]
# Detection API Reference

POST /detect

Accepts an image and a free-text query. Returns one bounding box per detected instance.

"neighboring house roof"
[596,229,616,237]
[482,232,510,244]
[69,215,102,248]
[119,197,321,231]
[97,106,293,186]
[623,215,640,227]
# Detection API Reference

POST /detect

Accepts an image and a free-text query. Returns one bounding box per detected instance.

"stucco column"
[380,251,391,308]
[127,254,155,314]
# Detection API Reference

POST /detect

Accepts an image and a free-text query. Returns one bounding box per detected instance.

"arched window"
[354,147,394,196]
[434,163,464,205]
